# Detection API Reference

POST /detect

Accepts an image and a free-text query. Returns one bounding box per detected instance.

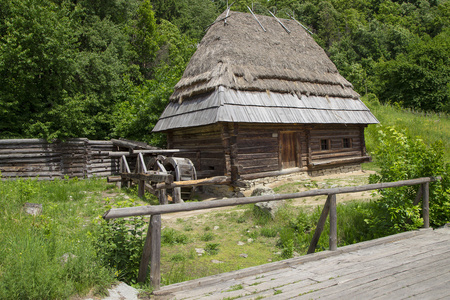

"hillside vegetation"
[1,0,449,145]
[363,96,450,163]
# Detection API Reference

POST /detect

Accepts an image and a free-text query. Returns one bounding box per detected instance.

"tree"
[374,29,450,112]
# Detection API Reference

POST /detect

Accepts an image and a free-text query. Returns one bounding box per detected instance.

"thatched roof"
[153,11,378,132]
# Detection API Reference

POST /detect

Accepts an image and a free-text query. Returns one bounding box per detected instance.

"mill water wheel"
[149,155,197,202]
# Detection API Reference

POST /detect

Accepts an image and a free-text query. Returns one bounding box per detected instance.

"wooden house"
[153,11,378,180]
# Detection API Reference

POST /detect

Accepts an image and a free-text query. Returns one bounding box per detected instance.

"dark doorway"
[280,131,298,169]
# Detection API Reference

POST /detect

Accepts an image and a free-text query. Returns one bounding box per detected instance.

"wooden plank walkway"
[154,226,450,299]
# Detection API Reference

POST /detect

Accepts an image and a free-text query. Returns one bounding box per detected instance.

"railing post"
[307,195,331,254]
[422,182,429,228]
[150,214,161,290]
[137,214,161,289]
[329,194,337,251]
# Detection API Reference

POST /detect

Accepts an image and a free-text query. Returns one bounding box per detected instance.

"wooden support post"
[413,184,423,206]
[307,195,331,254]
[138,179,145,199]
[360,125,367,157]
[306,129,312,166]
[173,187,182,203]
[138,218,153,283]
[422,182,429,228]
[159,189,168,205]
[329,194,337,251]
[150,214,161,290]
[137,215,161,288]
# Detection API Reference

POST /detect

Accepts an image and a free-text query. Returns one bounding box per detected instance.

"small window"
[343,138,352,148]
[320,139,330,151]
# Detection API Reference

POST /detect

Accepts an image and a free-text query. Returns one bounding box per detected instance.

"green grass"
[363,97,450,163]
[0,177,119,299]
[0,175,385,296]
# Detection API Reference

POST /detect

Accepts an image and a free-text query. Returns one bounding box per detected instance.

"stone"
[254,200,285,220]
[251,187,284,219]
[247,238,254,243]
[23,203,43,216]
[240,253,248,258]
[251,187,275,197]
[195,248,205,256]
[211,259,224,264]
[237,241,245,246]
[213,226,220,230]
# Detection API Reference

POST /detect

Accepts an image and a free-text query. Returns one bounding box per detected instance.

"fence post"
[329,194,337,251]
[137,214,161,289]
[422,182,429,228]
[307,195,331,254]
[150,214,161,290]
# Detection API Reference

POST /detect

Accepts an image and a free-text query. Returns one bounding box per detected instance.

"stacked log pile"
[0,139,135,180]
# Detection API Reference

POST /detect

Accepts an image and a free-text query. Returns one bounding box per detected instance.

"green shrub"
[95,216,147,284]
[205,243,220,255]
[368,126,450,234]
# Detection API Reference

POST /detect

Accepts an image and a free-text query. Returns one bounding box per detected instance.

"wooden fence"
[0,138,142,179]
[103,176,441,290]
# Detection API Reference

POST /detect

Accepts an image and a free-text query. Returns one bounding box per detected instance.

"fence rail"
[103,176,441,290]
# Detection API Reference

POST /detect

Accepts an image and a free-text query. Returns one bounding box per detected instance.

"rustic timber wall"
[167,123,369,180]
[167,124,225,178]
[0,139,123,179]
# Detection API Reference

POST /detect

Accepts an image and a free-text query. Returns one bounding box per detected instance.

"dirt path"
[161,170,377,222]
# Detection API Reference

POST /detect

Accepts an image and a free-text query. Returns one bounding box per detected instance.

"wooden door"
[280,132,298,169]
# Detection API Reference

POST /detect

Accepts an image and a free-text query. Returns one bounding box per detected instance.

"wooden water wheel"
[149,155,197,202]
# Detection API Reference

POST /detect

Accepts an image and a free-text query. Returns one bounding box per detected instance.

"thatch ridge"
[170,11,359,102]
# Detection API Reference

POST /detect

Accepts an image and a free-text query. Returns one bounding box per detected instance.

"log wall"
[0,139,125,180]
[168,124,226,178]
[168,123,368,179]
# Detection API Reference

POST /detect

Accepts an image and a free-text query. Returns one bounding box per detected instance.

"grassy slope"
[363,99,450,165]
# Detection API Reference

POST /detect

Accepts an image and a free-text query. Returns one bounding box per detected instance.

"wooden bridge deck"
[154,226,450,299]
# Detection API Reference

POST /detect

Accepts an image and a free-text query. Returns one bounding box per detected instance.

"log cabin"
[153,10,378,180]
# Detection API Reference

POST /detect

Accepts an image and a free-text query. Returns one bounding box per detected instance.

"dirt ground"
[161,169,377,222]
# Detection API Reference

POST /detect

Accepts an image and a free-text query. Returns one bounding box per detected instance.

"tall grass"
[0,177,115,299]
[363,97,450,163]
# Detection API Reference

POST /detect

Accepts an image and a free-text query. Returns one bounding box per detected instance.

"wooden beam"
[103,177,441,219]
[329,194,337,251]
[121,173,173,184]
[422,182,429,228]
[150,215,161,290]
[307,195,331,254]
[155,176,231,190]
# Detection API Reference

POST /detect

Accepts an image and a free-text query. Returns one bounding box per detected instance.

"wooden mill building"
[153,11,378,180]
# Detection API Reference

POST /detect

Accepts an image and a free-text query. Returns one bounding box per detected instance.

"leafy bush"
[95,216,147,284]
[368,126,450,234]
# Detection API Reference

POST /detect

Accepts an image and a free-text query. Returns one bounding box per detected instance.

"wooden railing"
[102,176,441,290]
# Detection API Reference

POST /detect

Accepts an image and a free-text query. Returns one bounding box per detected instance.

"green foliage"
[368,126,450,233]
[95,216,147,284]
[204,242,220,255]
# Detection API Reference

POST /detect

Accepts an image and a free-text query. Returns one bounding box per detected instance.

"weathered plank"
[157,227,450,300]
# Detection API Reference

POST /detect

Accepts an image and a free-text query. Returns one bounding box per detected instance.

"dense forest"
[1,0,449,145]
